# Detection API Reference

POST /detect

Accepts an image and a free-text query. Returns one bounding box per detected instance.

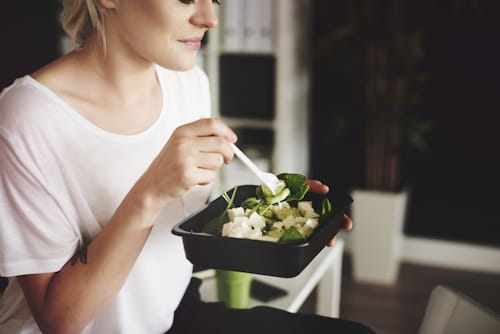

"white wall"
[340,232,500,274]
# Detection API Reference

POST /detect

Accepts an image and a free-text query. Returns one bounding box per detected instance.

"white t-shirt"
[0,65,212,333]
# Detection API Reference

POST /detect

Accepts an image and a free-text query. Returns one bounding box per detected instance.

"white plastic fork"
[230,143,281,195]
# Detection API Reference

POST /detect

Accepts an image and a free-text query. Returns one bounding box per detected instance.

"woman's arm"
[18,118,237,334]
[18,195,157,334]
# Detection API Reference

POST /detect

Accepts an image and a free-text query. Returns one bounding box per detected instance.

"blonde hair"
[61,0,106,49]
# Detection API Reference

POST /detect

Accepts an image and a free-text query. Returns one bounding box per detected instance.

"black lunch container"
[172,185,352,278]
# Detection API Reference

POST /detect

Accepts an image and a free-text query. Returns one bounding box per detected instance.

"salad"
[202,174,334,244]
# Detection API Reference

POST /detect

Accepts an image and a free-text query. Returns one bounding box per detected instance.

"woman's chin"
[158,57,199,72]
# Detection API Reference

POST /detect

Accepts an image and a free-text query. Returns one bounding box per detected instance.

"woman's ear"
[98,0,119,10]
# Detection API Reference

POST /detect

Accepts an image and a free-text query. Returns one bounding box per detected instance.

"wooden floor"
[299,253,500,334]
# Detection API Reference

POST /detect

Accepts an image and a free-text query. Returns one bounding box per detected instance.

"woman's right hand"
[135,118,237,207]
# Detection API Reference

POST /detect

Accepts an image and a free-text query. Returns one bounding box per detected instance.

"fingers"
[343,214,353,231]
[193,135,235,165]
[185,166,219,186]
[140,118,239,202]
[178,118,237,143]
[327,215,353,248]
[327,236,337,247]
[305,179,330,195]
[176,118,237,165]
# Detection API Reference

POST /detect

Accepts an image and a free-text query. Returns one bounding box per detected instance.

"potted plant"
[314,0,432,284]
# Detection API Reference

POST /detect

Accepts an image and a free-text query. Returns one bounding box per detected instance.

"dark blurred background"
[0,1,61,90]
[310,0,500,247]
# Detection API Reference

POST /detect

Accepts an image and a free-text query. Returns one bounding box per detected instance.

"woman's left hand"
[305,179,353,247]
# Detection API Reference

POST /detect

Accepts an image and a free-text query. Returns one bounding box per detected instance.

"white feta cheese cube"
[304,210,320,219]
[304,218,318,230]
[273,201,291,212]
[283,215,297,229]
[294,217,307,226]
[248,212,266,230]
[224,216,252,238]
[222,222,235,237]
[231,225,251,238]
[228,207,245,221]
[245,228,263,240]
[300,218,318,238]
[233,216,249,226]
[298,201,315,215]
[272,221,285,231]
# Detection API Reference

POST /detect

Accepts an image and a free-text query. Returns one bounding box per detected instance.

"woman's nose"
[192,1,219,29]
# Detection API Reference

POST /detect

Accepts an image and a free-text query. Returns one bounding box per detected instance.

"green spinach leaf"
[277,173,309,201]
[202,187,238,235]
[278,226,306,244]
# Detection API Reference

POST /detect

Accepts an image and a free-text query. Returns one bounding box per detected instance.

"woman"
[0,0,373,333]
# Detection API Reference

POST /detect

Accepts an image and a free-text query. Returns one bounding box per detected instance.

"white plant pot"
[350,189,408,285]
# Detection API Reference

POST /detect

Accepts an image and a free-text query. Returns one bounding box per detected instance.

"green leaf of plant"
[319,198,335,224]
[241,197,260,210]
[278,226,305,244]
[201,187,238,235]
[322,198,332,216]
[277,173,310,201]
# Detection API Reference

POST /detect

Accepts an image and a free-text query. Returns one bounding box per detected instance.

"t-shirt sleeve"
[0,134,79,277]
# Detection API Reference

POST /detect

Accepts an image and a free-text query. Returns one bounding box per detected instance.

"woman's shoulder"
[1,75,45,101]
[0,76,63,138]
[0,76,51,115]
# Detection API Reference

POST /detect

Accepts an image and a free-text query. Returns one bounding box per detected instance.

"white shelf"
[196,238,344,317]
[205,0,312,193]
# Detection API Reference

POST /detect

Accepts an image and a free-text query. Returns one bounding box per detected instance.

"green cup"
[215,270,253,309]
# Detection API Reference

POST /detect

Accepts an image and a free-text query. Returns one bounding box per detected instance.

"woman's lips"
[178,37,203,50]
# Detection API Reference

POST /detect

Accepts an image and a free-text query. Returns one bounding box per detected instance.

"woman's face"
[104,0,218,71]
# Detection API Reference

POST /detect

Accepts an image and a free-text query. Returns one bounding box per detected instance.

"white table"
[195,238,344,317]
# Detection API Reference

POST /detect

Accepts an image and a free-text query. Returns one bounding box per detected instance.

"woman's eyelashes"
[179,0,220,4]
